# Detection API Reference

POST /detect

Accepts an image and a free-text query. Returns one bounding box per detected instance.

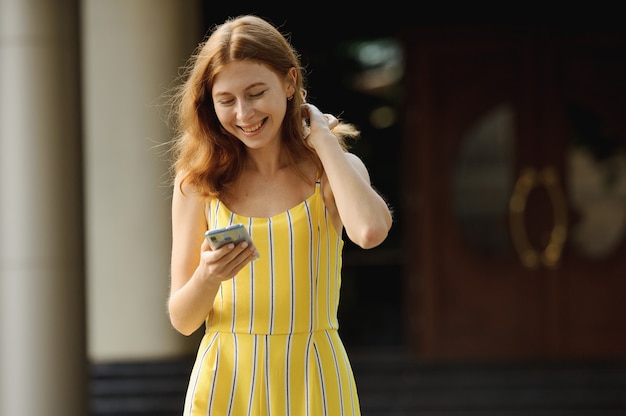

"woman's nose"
[236,99,254,120]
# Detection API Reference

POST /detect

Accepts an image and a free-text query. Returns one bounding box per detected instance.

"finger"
[324,114,339,129]
[223,247,257,276]
[219,241,255,263]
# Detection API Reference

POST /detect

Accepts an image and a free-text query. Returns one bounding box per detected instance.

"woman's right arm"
[168,173,219,335]
[167,173,256,336]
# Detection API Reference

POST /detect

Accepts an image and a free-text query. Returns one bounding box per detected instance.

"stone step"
[89,350,626,415]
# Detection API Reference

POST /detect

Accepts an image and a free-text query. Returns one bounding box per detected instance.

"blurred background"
[2,1,626,415]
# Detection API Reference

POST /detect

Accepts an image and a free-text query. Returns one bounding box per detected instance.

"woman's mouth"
[239,118,266,134]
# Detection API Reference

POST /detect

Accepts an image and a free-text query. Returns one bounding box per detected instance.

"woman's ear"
[286,67,297,98]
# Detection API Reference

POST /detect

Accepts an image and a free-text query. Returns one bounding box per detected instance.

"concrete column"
[0,0,87,415]
[81,0,203,362]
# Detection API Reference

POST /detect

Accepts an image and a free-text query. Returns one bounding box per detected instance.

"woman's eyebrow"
[213,82,267,97]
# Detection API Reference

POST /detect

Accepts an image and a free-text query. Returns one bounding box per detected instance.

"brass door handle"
[509,166,568,269]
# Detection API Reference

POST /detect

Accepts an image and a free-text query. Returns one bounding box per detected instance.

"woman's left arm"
[304,103,392,249]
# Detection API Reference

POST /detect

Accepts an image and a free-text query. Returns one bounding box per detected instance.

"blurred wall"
[1,0,86,414]
[81,0,203,361]
[1,1,205,413]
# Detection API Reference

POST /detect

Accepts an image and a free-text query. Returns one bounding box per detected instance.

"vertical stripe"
[225,334,238,415]
[325,330,344,415]
[285,209,295,414]
[315,226,321,330]
[207,345,220,414]
[206,201,212,230]
[228,214,237,333]
[324,206,332,327]
[304,200,314,332]
[268,217,274,334]
[245,336,258,416]
[248,217,255,333]
[230,281,237,334]
[215,286,223,330]
[285,333,292,413]
[313,342,328,416]
[286,210,295,333]
[304,332,313,416]
[264,336,271,415]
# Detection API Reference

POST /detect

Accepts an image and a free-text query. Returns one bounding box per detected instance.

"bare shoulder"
[172,171,206,223]
[172,171,204,201]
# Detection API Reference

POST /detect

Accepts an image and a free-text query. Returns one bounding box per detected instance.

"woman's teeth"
[241,120,264,133]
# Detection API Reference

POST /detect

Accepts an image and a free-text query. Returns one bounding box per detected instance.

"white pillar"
[81,0,203,362]
[0,0,87,415]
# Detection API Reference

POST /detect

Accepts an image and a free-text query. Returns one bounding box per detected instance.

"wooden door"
[548,32,626,357]
[401,26,626,360]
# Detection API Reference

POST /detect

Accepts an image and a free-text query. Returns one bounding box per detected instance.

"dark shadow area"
[90,354,626,415]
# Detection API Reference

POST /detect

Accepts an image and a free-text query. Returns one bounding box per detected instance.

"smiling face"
[212,61,295,150]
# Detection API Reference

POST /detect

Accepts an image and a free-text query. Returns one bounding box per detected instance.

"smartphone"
[205,224,259,260]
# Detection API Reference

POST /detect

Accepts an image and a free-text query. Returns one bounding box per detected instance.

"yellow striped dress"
[183,182,361,415]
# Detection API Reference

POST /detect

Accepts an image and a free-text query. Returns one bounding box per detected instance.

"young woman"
[167,14,392,415]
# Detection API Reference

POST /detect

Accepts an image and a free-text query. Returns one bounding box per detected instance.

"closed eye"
[249,89,266,98]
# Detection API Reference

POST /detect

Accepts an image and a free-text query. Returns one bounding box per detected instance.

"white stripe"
[285,333,293,412]
[304,332,313,416]
[248,217,255,333]
[325,330,344,415]
[227,214,236,332]
[246,336,259,416]
[304,200,314,332]
[225,334,238,415]
[264,336,271,414]
[287,210,295,333]
[324,205,332,327]
[207,342,221,414]
[184,332,218,415]
[313,341,328,416]
[268,217,274,333]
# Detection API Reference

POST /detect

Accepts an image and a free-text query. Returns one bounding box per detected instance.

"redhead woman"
[167,14,392,415]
